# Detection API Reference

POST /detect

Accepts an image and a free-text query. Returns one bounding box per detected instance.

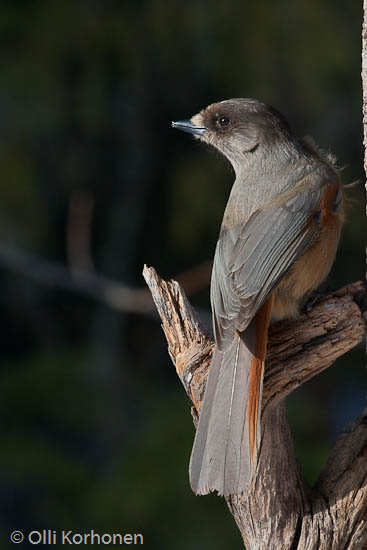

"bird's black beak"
[171,120,207,136]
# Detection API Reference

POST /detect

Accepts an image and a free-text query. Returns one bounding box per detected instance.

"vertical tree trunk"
[362,0,367,359]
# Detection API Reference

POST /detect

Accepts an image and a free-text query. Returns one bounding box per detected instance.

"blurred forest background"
[0,1,365,549]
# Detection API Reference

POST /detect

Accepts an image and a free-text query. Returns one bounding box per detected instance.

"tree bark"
[362,0,367,357]
[143,265,366,549]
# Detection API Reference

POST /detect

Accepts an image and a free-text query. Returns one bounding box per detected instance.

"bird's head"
[172,98,294,174]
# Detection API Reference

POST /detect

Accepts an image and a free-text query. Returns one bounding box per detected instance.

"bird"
[172,98,344,497]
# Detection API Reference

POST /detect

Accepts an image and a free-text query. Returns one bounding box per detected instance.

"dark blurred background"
[0,1,365,549]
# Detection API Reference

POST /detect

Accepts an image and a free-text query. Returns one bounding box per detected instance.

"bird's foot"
[304,284,333,313]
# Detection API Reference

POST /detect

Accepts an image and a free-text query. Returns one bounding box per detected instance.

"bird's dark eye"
[218,116,231,128]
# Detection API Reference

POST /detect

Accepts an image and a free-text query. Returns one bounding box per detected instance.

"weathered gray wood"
[143,265,366,549]
[362,0,367,359]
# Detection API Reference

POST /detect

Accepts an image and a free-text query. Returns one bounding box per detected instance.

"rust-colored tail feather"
[248,356,265,468]
[247,295,273,468]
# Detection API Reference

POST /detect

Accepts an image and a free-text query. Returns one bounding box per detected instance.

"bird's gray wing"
[211,186,323,350]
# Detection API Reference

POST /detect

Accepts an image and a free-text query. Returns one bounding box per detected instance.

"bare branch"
[143,266,364,415]
[263,281,365,410]
[143,264,367,549]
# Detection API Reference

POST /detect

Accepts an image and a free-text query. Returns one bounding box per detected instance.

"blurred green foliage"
[0,1,365,548]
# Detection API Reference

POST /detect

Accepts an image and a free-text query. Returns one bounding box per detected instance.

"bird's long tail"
[189,296,273,496]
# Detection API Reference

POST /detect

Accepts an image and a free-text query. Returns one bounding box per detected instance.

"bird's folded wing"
[211,186,324,350]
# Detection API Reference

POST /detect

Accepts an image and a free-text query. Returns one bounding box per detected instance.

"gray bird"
[172,98,344,496]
